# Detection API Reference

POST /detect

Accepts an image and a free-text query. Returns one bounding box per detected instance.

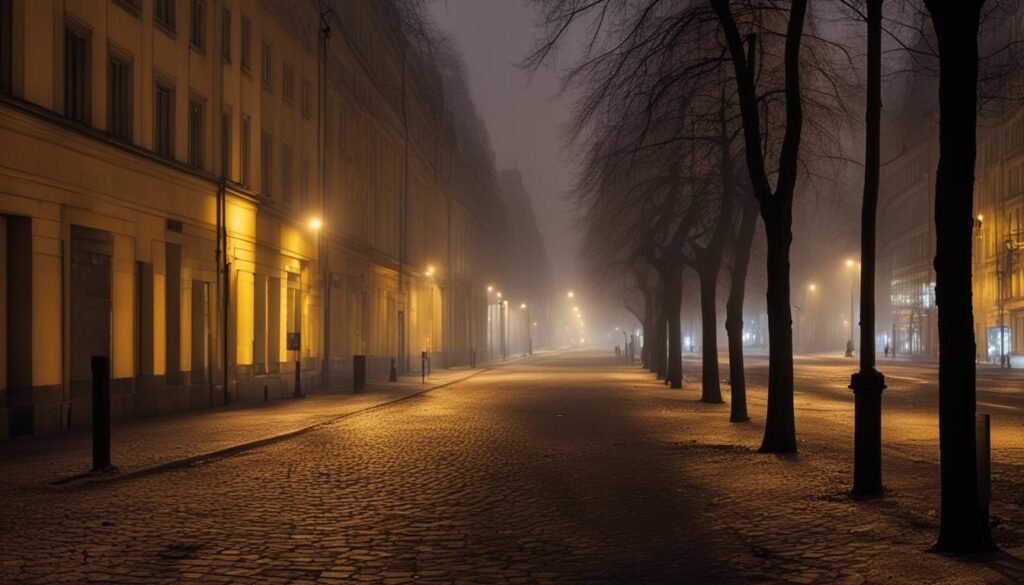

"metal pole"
[91,356,111,471]
[850,0,886,498]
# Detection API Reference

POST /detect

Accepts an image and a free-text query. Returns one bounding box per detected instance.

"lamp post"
[521,303,531,356]
[309,217,324,397]
[846,259,858,353]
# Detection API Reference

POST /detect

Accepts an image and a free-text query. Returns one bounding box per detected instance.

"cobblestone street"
[3,350,1024,584]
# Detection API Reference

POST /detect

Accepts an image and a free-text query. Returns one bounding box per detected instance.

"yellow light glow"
[497,292,502,298]
[567,291,575,298]
[978,214,984,222]
[309,217,322,230]
[521,303,527,309]
[808,283,817,291]
[846,259,854,267]
[487,285,493,292]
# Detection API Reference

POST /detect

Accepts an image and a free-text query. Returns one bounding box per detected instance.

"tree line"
[526,0,1022,554]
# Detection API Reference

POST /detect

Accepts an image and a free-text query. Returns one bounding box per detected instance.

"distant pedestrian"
[884,344,889,358]
[845,339,854,358]
[615,345,620,356]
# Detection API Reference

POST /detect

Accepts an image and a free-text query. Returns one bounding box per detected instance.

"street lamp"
[567,290,575,298]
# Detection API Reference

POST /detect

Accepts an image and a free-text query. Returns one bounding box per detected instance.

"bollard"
[91,356,111,472]
[264,385,268,402]
[353,355,367,392]
[977,413,991,507]
[389,357,398,382]
[470,348,476,368]
[293,360,303,398]
[421,351,427,383]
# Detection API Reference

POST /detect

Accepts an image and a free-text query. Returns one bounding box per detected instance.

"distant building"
[880,20,1024,363]
[497,168,551,353]
[879,63,939,358]
[0,0,547,438]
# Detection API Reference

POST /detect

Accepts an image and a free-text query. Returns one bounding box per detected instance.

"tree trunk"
[642,287,655,369]
[726,197,758,422]
[665,267,684,389]
[759,214,797,453]
[698,266,724,402]
[712,0,807,454]
[653,278,668,379]
[925,0,992,553]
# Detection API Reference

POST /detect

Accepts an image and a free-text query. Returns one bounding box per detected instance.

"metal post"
[389,357,398,382]
[294,360,303,398]
[421,351,427,383]
[91,356,111,471]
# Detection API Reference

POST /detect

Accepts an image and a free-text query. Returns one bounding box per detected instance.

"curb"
[50,367,492,491]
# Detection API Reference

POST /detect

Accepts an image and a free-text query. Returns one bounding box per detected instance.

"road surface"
[2,349,1024,583]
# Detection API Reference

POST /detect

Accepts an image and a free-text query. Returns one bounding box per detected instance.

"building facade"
[0,0,544,438]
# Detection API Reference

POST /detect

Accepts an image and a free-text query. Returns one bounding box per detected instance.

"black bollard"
[421,351,427,383]
[389,357,398,382]
[293,360,303,398]
[91,356,111,472]
[354,355,367,392]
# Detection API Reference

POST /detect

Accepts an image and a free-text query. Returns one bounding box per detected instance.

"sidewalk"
[0,366,489,492]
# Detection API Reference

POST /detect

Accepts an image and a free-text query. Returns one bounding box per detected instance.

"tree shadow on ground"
[979,549,1024,582]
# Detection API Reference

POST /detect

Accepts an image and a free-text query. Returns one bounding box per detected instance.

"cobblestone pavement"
[0,367,483,490]
[2,350,1024,583]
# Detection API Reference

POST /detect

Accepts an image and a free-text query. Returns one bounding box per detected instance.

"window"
[155,0,175,31]
[64,20,91,123]
[188,96,205,168]
[260,131,272,195]
[240,14,251,72]
[261,41,272,90]
[301,78,311,118]
[154,80,174,157]
[240,114,251,186]
[220,110,231,177]
[113,0,141,16]
[0,0,9,92]
[107,51,132,141]
[190,0,205,51]
[221,7,231,63]
[282,62,294,102]
[282,144,293,205]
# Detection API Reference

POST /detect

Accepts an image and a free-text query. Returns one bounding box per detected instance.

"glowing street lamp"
[567,290,575,298]
[309,217,322,230]
[487,285,493,292]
